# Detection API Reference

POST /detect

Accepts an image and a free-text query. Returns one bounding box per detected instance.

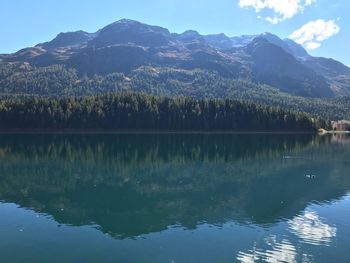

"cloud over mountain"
[289,19,340,50]
[238,0,316,24]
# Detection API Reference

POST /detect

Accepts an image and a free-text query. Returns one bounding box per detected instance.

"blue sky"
[1,0,349,65]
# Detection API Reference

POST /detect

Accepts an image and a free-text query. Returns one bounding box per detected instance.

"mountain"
[89,19,171,48]
[0,19,350,101]
[203,33,234,49]
[245,37,332,97]
[39,31,94,50]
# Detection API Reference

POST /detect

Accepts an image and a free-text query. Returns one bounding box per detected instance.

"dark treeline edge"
[0,92,328,131]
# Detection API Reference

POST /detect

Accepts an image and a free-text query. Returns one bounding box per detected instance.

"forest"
[0,92,326,131]
[1,63,349,121]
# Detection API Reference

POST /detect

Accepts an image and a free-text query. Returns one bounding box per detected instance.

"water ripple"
[237,238,298,263]
[288,211,337,246]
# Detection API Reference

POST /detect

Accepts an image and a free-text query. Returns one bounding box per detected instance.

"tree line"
[0,92,326,131]
[0,63,349,121]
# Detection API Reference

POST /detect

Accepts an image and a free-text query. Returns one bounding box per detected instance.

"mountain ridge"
[1,18,350,98]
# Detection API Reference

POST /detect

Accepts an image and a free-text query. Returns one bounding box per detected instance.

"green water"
[0,133,349,262]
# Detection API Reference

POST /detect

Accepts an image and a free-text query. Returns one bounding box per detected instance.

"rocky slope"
[1,19,350,98]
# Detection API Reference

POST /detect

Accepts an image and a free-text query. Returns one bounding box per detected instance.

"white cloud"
[306,42,321,50]
[238,0,316,24]
[289,19,340,50]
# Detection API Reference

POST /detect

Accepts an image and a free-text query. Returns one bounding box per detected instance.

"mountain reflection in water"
[0,133,349,263]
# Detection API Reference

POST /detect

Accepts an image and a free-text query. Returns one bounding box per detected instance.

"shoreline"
[0,129,318,135]
[321,131,350,134]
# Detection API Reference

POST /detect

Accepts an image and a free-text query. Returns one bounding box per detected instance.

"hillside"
[1,19,350,120]
[0,63,349,120]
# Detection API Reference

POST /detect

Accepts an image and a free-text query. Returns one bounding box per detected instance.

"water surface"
[0,133,349,262]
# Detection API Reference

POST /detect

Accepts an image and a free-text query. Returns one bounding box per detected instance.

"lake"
[0,133,349,262]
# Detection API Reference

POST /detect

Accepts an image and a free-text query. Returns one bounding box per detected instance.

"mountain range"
[0,19,350,120]
[1,19,350,98]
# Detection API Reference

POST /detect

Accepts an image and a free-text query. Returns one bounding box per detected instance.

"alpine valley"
[1,19,350,120]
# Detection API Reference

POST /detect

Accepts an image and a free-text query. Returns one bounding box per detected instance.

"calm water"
[0,133,349,263]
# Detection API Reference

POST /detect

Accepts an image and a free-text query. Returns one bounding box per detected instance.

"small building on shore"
[331,120,350,131]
